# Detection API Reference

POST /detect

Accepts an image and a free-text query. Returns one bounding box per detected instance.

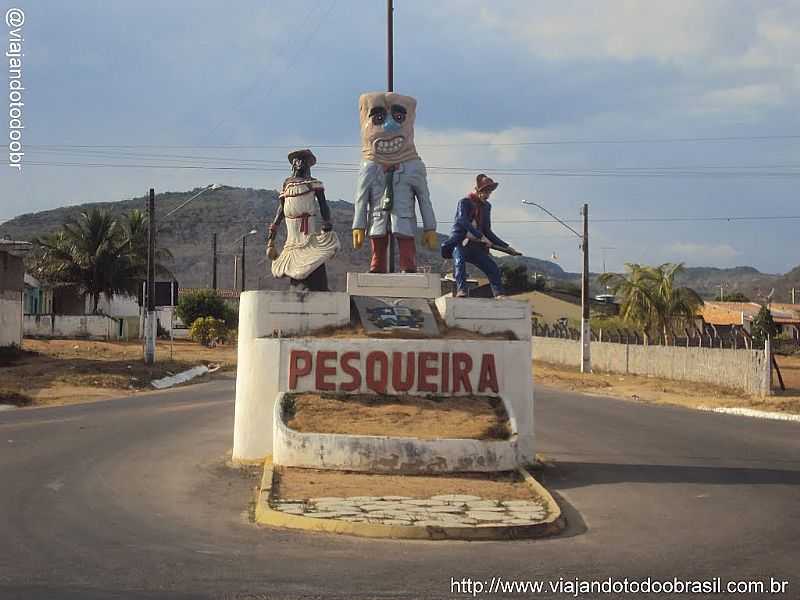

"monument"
[234,98,534,466]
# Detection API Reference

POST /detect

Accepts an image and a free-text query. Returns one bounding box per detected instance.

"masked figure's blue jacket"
[352,158,436,238]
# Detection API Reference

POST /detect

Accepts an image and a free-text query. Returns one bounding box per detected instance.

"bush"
[176,289,237,329]
[189,316,229,347]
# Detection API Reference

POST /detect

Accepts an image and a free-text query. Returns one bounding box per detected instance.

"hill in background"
[1,186,796,301]
[0,186,565,292]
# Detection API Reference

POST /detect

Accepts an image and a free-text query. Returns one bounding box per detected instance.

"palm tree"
[32,208,172,313]
[650,262,703,339]
[599,262,703,341]
[121,209,173,280]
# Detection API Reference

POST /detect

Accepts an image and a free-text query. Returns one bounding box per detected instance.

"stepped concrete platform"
[435,296,531,340]
[346,272,441,298]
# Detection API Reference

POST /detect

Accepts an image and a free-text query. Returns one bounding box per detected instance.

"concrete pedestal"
[232,282,535,468]
[233,290,350,461]
[346,272,441,298]
[233,337,534,464]
[435,296,531,340]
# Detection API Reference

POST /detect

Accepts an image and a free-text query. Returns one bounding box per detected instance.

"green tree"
[31,209,172,313]
[751,304,779,346]
[121,209,173,279]
[599,262,703,339]
[176,289,237,328]
[499,264,544,294]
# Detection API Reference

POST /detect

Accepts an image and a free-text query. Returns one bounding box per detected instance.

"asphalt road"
[0,378,798,599]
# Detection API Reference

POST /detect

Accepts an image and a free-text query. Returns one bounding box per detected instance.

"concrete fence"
[533,336,771,397]
[23,314,137,341]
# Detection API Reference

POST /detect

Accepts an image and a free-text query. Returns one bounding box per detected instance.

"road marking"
[698,407,800,422]
[0,416,84,429]
[153,399,230,414]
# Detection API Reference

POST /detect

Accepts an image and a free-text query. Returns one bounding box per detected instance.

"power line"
[25,133,800,149]
[154,215,800,225]
[24,147,800,172]
[19,160,800,179]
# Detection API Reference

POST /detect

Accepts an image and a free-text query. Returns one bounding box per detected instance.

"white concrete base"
[238,290,351,337]
[435,296,531,341]
[346,272,441,298]
[233,337,534,464]
[273,393,519,473]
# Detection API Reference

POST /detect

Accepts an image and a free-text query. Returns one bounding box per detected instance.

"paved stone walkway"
[271,494,549,527]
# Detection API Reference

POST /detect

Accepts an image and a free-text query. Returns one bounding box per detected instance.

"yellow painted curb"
[255,461,565,541]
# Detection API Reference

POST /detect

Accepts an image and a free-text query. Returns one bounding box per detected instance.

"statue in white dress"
[267,149,340,291]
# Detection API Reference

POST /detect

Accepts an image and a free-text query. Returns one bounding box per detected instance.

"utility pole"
[792,288,796,304]
[386,0,396,274]
[719,285,724,301]
[600,246,615,274]
[580,203,591,374]
[144,188,156,365]
[387,0,393,92]
[233,255,238,290]
[211,233,218,290]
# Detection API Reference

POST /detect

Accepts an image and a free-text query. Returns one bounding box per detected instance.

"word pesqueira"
[288,349,499,395]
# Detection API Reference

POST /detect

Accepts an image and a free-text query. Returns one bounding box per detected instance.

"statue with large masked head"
[351,92,437,273]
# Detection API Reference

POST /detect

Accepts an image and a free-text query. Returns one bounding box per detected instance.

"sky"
[2,0,799,274]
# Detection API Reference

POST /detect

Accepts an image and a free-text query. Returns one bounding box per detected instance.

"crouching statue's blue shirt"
[441,195,508,258]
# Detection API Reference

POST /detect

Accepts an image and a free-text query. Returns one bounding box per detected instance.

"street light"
[144,183,220,365]
[161,183,221,223]
[522,199,591,374]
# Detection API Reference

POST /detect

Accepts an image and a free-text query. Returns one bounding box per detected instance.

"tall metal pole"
[386,0,396,272]
[580,203,591,373]
[212,233,218,290]
[144,188,156,365]
[387,0,393,92]
[233,256,238,290]
[241,235,247,292]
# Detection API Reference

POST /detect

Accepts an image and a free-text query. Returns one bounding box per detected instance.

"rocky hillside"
[2,186,796,300]
[0,186,563,292]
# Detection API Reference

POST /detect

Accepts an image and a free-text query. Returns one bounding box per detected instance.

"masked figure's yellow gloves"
[352,228,365,249]
[423,230,438,251]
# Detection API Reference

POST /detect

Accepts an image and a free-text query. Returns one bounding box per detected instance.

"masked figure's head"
[359,92,419,165]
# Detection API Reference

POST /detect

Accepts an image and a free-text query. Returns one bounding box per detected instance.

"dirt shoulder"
[534,355,800,415]
[0,338,236,408]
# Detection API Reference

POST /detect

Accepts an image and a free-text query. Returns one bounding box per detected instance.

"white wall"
[24,314,121,340]
[532,336,771,396]
[0,292,23,347]
[86,293,140,317]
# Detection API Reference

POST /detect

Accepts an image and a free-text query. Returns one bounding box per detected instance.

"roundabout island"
[233,273,564,540]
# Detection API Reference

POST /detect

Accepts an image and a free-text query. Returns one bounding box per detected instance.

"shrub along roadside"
[176,289,238,330]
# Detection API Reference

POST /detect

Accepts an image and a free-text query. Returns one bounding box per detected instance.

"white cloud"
[430,1,800,115]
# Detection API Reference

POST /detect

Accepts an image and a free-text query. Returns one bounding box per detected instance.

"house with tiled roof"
[699,301,800,340]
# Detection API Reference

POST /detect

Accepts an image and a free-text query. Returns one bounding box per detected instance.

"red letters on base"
[287,349,499,396]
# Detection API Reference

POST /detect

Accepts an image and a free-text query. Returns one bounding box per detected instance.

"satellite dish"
[550,252,559,261]
[766,288,775,301]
